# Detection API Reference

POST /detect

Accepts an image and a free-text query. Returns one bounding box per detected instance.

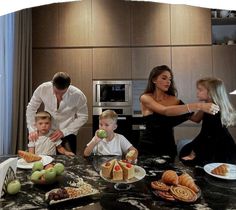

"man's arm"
[57,145,75,156]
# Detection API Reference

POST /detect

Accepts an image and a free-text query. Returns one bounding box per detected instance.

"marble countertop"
[0,155,236,210]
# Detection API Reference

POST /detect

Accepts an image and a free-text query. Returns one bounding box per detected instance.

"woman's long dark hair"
[142,65,177,96]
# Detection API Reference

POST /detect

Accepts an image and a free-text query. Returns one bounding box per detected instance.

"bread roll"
[211,164,229,176]
[161,170,178,185]
[18,150,42,163]
[178,173,199,193]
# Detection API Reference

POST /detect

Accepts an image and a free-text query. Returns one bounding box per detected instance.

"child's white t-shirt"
[87,133,132,156]
[28,131,62,155]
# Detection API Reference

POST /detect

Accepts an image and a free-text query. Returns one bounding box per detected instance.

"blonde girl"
[180,77,236,165]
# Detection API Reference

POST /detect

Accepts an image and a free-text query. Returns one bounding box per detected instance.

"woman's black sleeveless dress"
[138,101,192,159]
[179,112,236,165]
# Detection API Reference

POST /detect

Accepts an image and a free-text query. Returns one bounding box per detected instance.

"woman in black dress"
[139,65,219,159]
[179,78,236,165]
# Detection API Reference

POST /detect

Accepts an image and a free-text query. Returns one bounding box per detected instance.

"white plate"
[100,165,146,184]
[204,163,236,180]
[17,155,54,169]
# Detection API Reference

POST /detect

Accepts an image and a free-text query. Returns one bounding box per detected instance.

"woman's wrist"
[186,104,191,113]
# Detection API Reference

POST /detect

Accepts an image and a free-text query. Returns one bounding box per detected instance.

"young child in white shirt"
[84,110,138,162]
[28,111,75,156]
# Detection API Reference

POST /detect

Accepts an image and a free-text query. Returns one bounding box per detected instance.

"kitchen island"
[1,154,236,210]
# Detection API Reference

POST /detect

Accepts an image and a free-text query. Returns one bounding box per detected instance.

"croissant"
[161,170,178,185]
[211,164,229,176]
[178,173,199,193]
[18,150,42,163]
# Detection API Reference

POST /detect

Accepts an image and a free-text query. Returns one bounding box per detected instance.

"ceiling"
[0,0,235,16]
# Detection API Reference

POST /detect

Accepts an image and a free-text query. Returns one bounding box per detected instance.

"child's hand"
[93,135,103,144]
[125,150,137,164]
[65,151,75,156]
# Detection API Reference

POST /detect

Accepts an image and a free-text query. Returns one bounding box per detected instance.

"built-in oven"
[93,80,132,107]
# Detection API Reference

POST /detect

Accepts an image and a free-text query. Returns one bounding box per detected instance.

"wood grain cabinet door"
[58,0,92,47]
[32,4,59,47]
[93,48,132,79]
[131,2,170,46]
[171,5,211,45]
[32,0,92,47]
[171,46,212,103]
[132,47,171,79]
[92,0,131,46]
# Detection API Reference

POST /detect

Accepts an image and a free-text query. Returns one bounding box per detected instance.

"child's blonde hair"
[197,77,236,127]
[35,111,52,122]
[99,110,118,124]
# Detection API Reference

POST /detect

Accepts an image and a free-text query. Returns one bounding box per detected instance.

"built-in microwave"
[93,80,132,107]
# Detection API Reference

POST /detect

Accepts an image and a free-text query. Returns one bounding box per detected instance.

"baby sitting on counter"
[83,110,138,163]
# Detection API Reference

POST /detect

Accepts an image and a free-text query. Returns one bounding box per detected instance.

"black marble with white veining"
[0,155,236,210]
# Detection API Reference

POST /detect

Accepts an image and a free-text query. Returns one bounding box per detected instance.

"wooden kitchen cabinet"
[171,46,212,103]
[92,0,131,46]
[58,0,92,47]
[32,0,92,47]
[32,49,93,123]
[131,2,170,46]
[76,125,93,155]
[32,4,59,47]
[132,47,171,79]
[171,5,211,45]
[212,45,236,106]
[93,48,132,79]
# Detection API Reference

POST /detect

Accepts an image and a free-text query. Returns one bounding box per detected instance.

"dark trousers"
[61,134,77,154]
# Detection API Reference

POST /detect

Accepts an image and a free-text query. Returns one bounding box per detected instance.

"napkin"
[0,158,17,197]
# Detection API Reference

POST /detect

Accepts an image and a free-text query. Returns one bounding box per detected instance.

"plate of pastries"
[100,158,146,183]
[204,163,236,180]
[151,170,201,203]
[17,150,53,169]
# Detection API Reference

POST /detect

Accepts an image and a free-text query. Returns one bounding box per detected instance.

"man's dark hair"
[52,72,71,90]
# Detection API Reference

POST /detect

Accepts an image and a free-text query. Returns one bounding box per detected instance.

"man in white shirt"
[26,72,88,154]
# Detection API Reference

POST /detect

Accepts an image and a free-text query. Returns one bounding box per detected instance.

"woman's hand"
[201,103,220,115]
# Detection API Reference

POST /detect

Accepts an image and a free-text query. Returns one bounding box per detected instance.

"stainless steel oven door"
[93,80,132,107]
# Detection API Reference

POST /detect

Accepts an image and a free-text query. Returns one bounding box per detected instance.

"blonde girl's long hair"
[197,77,236,127]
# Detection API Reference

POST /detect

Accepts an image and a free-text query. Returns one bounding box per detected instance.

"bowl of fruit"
[30,162,65,185]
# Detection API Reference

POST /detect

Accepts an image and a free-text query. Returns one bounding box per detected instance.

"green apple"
[7,179,21,195]
[32,161,43,172]
[44,168,56,182]
[97,129,108,139]
[31,171,43,182]
[53,163,64,176]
